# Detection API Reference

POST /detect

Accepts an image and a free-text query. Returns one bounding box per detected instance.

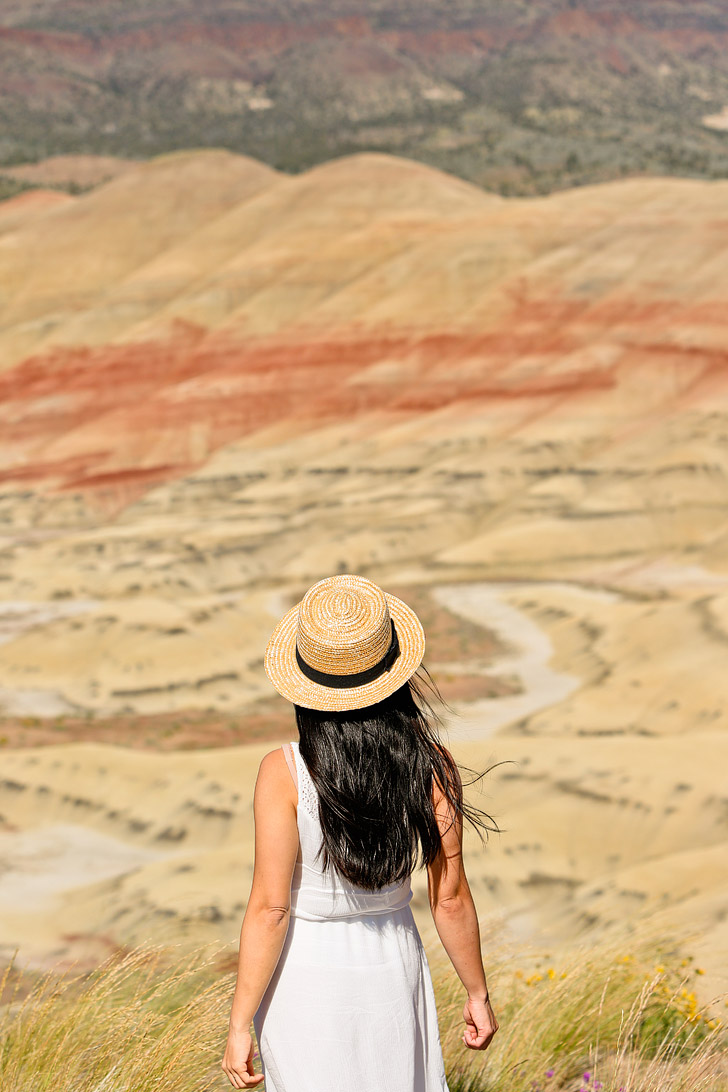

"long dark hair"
[295,668,502,891]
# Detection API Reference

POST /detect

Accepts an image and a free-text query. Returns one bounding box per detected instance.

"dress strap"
[281,742,298,789]
[290,742,320,820]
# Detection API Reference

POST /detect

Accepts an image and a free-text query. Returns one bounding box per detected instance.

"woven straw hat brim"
[265,593,425,712]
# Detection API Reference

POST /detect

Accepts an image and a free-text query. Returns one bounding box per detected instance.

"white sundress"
[253,741,451,1092]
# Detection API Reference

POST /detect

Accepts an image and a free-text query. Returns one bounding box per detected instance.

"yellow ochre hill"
[0,151,726,1022]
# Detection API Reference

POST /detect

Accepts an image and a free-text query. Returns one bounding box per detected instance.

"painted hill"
[0,150,726,1013]
[2,2,728,194]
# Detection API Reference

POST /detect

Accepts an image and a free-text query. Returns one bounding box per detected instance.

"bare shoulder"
[255,747,296,801]
[258,746,287,776]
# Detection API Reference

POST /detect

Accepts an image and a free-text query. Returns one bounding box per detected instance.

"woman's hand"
[221,1026,264,1088]
[462,994,498,1050]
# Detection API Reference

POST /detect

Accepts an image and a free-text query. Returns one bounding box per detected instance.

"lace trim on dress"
[293,743,320,821]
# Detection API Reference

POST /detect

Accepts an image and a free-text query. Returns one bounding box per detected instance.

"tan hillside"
[2,154,141,189]
[0,151,726,1014]
[0,188,75,233]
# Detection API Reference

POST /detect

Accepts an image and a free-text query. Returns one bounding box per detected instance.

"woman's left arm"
[222,748,299,1088]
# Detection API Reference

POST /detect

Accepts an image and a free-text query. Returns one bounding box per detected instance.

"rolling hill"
[0,150,726,1013]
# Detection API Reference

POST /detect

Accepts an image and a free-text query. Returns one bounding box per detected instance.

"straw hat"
[264,574,426,711]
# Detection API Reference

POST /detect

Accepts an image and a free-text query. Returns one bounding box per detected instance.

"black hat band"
[295,621,400,689]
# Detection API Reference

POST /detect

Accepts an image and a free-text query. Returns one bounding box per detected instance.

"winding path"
[432,582,616,741]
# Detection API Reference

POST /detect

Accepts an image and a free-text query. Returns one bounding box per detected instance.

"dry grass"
[0,943,232,1092]
[436,924,728,1092]
[0,926,725,1091]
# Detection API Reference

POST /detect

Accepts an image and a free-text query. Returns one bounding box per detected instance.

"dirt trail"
[432,582,618,740]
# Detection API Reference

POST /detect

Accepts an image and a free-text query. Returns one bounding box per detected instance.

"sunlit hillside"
[0,151,726,1025]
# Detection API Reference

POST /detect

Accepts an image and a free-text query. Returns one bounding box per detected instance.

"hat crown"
[296,575,392,677]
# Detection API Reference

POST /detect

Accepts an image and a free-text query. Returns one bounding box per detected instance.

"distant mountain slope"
[2,2,728,194]
[1,151,727,687]
[2,149,727,512]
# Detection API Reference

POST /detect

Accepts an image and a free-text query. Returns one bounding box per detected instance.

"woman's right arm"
[427,748,499,1051]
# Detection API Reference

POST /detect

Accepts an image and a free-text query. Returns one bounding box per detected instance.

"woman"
[222,574,499,1091]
